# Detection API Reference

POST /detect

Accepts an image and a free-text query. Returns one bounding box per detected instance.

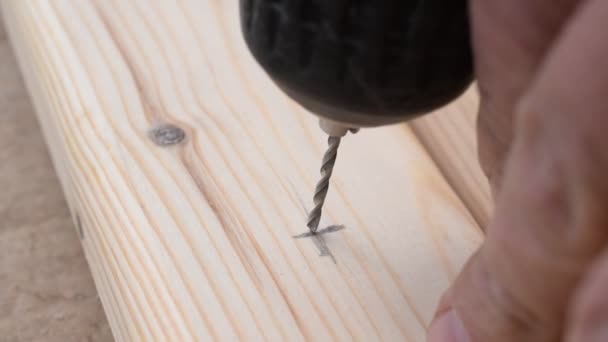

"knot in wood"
[149,124,186,147]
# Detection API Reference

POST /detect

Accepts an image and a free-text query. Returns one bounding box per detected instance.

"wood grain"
[2,1,483,341]
[411,87,493,228]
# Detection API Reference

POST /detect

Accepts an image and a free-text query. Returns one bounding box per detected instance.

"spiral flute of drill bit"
[307,136,341,233]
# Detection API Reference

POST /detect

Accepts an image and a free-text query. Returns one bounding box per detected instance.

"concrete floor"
[0,16,112,342]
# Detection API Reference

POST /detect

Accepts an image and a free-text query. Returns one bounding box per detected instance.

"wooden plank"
[411,87,493,228]
[2,1,483,341]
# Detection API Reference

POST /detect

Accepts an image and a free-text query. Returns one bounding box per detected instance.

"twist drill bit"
[306,136,341,233]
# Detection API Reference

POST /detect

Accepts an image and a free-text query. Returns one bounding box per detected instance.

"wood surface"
[411,87,493,228]
[0,13,112,342]
[2,1,484,341]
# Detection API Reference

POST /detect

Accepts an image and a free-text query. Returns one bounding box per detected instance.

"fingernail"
[428,310,471,342]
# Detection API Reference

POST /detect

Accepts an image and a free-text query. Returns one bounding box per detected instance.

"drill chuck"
[240,0,474,130]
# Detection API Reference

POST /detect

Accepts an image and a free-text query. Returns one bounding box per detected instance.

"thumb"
[428,107,593,341]
[429,0,608,340]
[429,104,605,342]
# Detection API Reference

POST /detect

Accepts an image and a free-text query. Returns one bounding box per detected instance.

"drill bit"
[306,136,341,233]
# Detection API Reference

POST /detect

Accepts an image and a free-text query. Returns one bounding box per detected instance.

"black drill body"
[240,0,474,128]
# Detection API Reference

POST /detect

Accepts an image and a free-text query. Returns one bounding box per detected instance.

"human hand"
[429,0,608,341]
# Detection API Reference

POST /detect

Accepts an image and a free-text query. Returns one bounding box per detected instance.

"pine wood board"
[2,1,484,341]
[411,87,493,228]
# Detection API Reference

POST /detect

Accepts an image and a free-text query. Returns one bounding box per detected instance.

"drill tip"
[307,136,341,233]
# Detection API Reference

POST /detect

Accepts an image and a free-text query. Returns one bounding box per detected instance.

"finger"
[566,248,608,341]
[430,0,608,340]
[471,0,579,191]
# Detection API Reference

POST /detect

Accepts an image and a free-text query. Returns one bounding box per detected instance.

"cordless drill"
[239,0,473,234]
